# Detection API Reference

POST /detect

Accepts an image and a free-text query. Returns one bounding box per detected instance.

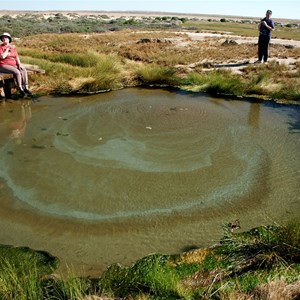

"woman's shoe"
[24,88,32,96]
[19,90,26,98]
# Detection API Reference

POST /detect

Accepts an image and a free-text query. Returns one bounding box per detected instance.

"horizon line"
[1,9,299,21]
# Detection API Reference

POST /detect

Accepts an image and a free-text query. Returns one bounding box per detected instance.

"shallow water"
[0,88,299,275]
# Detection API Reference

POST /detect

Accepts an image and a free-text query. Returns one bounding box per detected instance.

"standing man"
[257,10,275,63]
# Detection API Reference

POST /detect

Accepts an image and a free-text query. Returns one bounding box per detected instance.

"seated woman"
[0,32,32,97]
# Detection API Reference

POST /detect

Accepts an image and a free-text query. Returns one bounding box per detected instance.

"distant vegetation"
[0,222,299,299]
[0,13,189,37]
[0,13,299,39]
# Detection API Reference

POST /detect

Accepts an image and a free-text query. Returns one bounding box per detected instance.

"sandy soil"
[186,32,300,47]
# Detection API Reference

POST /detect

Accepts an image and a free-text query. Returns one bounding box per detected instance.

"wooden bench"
[0,65,45,99]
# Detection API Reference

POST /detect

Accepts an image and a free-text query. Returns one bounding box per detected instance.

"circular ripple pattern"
[0,89,298,224]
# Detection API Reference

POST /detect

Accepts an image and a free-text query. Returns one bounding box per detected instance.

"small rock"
[137,38,152,44]
[222,39,238,46]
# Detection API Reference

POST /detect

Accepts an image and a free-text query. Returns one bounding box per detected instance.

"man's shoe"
[254,60,262,64]
[24,88,33,96]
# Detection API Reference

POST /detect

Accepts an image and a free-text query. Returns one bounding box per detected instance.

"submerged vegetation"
[0,222,299,299]
[0,13,299,102]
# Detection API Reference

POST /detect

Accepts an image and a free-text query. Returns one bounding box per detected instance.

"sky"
[1,0,299,20]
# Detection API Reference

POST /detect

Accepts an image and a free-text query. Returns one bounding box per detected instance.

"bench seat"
[0,65,45,98]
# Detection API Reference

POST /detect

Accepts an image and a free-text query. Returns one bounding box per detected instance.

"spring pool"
[0,88,299,275]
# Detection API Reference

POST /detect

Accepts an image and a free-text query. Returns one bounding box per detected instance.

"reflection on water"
[247,102,261,129]
[0,88,299,275]
[9,103,32,144]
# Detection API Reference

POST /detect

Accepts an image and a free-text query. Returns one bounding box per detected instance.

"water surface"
[0,88,299,275]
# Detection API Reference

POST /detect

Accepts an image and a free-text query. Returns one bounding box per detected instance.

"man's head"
[266,10,272,16]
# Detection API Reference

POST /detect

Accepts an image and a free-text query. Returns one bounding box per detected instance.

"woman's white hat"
[0,32,12,43]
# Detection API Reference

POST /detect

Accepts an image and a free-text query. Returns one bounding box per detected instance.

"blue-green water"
[0,88,299,275]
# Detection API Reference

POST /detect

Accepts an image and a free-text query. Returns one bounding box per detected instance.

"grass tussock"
[0,246,58,300]
[184,70,246,95]
[137,65,180,85]
[0,258,42,300]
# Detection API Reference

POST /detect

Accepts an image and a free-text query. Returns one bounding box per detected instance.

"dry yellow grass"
[12,28,300,101]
